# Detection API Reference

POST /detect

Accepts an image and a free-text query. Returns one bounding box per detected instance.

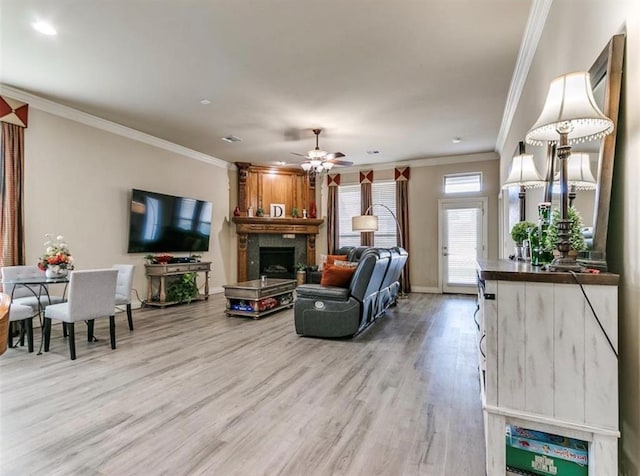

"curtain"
[395,167,411,293]
[360,170,373,246]
[1,122,26,273]
[326,174,340,254]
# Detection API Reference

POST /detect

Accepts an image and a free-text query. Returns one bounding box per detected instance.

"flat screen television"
[127,189,212,253]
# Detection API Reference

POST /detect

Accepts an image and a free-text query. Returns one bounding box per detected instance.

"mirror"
[588,33,624,258]
[528,34,624,262]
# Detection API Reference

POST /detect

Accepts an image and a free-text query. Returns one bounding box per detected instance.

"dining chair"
[1,265,66,311]
[113,264,135,331]
[0,292,38,354]
[43,269,118,360]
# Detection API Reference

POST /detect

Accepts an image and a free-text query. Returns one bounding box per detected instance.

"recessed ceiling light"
[275,161,286,166]
[200,99,211,105]
[221,135,242,143]
[366,150,380,155]
[32,21,57,36]
[452,137,462,144]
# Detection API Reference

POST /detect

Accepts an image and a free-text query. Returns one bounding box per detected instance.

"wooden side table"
[223,278,296,319]
[144,261,211,307]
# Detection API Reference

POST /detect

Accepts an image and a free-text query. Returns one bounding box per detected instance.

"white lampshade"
[322,161,334,170]
[554,152,597,190]
[300,162,312,172]
[352,215,378,232]
[309,158,322,167]
[525,72,613,145]
[501,154,545,189]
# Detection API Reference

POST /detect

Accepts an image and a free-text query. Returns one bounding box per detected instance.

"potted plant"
[144,254,155,264]
[256,206,265,217]
[544,206,587,255]
[295,263,307,286]
[510,221,536,260]
[37,234,75,278]
[166,272,199,303]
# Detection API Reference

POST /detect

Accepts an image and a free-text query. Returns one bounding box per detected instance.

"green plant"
[295,262,307,272]
[510,221,537,245]
[544,206,587,252]
[256,206,265,217]
[166,272,198,303]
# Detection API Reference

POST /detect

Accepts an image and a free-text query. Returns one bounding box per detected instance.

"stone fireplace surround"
[232,216,324,282]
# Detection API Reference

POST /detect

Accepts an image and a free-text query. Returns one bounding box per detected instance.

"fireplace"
[259,247,295,279]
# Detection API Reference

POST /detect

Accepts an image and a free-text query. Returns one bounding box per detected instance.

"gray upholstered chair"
[44,269,118,360]
[113,264,135,331]
[1,265,66,311]
[0,292,38,353]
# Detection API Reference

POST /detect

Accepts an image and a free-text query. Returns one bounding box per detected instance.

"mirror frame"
[590,33,624,257]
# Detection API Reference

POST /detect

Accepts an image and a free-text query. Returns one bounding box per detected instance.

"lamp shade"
[554,152,597,190]
[502,154,545,189]
[525,72,613,145]
[352,215,378,232]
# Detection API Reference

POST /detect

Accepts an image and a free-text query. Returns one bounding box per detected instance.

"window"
[338,181,397,248]
[444,172,482,194]
[338,185,361,247]
[371,181,397,248]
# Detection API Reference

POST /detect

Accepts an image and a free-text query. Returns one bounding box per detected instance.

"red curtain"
[1,122,26,275]
[360,171,373,246]
[395,167,411,293]
[326,174,340,254]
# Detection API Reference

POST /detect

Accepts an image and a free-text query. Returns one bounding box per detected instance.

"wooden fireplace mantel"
[232,216,324,234]
[232,216,324,282]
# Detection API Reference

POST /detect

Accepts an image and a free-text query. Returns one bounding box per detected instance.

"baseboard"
[410,286,441,294]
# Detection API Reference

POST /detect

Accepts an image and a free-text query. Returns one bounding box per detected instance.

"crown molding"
[0,84,233,170]
[495,0,553,155]
[344,151,498,175]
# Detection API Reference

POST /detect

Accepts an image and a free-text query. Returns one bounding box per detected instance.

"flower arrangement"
[37,234,74,273]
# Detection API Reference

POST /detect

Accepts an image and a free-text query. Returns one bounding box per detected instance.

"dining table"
[1,274,69,354]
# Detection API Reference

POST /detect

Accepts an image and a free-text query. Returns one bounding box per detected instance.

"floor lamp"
[525,72,613,271]
[352,203,408,299]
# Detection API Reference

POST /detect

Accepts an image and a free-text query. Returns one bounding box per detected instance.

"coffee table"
[223,278,296,319]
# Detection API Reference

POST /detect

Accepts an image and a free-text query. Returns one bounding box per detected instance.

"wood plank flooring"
[0,293,485,475]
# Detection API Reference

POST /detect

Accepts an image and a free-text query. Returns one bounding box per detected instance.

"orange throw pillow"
[320,263,356,288]
[327,254,348,265]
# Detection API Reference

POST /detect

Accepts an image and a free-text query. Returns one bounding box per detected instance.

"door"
[439,198,487,294]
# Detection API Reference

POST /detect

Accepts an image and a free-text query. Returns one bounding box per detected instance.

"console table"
[476,259,619,476]
[144,262,211,307]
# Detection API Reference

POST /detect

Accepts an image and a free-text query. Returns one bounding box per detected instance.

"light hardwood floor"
[0,293,485,475]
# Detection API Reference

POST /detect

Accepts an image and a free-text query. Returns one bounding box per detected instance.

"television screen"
[127,189,212,253]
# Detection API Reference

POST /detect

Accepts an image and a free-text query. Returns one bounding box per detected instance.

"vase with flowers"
[37,234,74,278]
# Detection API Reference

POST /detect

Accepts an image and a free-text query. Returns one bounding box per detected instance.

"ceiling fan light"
[315,165,324,173]
[301,162,312,172]
[309,159,322,167]
[308,149,326,159]
[323,161,334,170]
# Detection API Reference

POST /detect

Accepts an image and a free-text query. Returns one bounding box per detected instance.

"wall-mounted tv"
[127,189,212,253]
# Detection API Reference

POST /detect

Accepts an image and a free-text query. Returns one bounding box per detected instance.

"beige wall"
[500,1,640,473]
[23,108,236,301]
[322,153,499,291]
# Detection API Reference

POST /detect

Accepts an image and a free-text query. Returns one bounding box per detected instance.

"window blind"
[338,185,361,247]
[446,207,479,285]
[444,173,482,194]
[372,181,397,247]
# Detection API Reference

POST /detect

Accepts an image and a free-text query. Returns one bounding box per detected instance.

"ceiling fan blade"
[328,159,354,167]
[325,152,345,160]
[290,152,310,158]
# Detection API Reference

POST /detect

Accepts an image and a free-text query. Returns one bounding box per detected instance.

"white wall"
[22,108,236,303]
[500,1,640,473]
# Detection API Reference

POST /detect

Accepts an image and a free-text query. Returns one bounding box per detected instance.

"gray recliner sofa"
[294,247,407,338]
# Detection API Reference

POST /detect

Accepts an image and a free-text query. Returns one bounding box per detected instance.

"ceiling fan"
[291,129,353,172]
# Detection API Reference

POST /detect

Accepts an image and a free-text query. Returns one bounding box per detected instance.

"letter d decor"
[270,204,285,218]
